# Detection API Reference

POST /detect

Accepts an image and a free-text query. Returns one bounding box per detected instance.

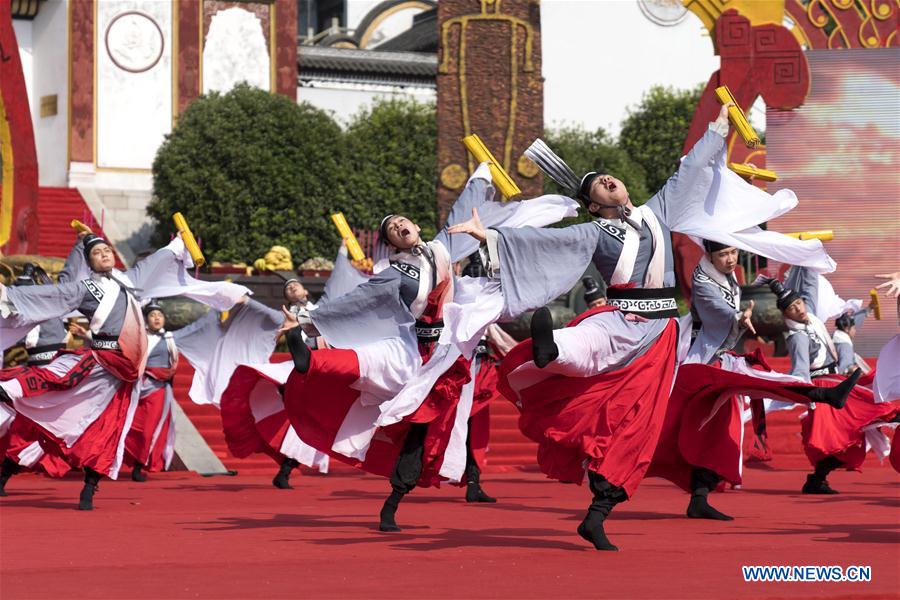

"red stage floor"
[1,461,898,599]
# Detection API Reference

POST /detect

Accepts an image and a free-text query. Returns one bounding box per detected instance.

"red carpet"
[171,358,540,474]
[1,459,897,599]
[36,187,123,267]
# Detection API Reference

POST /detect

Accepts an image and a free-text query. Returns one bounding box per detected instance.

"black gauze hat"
[702,239,733,253]
[577,172,600,204]
[583,276,607,304]
[379,214,397,244]
[769,280,802,312]
[143,299,165,317]
[83,233,111,263]
[835,312,854,331]
[461,252,486,278]
[14,263,36,286]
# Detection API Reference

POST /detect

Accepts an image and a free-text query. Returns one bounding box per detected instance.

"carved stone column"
[436,0,543,223]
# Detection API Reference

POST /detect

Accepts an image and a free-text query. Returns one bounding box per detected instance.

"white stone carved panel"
[202,7,270,94]
[97,0,172,170]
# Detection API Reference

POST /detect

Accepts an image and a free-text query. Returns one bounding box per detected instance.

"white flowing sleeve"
[125,237,251,311]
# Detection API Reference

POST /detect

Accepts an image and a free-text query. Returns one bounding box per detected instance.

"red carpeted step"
[36,187,122,266]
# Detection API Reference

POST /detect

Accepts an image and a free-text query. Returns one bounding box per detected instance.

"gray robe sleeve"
[5,281,85,324]
[784,266,818,316]
[311,270,416,350]
[644,128,726,227]
[688,278,740,364]
[786,331,812,382]
[171,310,222,362]
[172,309,218,344]
[433,176,494,263]
[57,239,90,284]
[323,248,370,302]
[852,309,868,329]
[835,342,855,373]
[242,298,283,330]
[123,244,179,294]
[491,222,600,320]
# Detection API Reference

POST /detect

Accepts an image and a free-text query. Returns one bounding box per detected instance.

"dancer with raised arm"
[0,232,248,509]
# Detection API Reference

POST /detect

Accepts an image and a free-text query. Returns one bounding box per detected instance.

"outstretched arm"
[645,103,730,225]
[434,163,494,262]
[58,235,90,284]
[784,265,819,315]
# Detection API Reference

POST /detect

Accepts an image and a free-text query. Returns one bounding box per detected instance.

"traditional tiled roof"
[298,46,436,86]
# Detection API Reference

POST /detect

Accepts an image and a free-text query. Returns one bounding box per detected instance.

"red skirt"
[647,351,817,492]
[220,365,292,464]
[890,427,900,474]
[283,346,471,488]
[801,376,899,470]
[3,416,72,477]
[499,314,679,498]
[7,348,138,477]
[467,358,499,471]
[124,384,172,471]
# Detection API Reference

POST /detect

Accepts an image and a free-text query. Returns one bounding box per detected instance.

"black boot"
[577,472,627,551]
[464,433,496,503]
[272,458,300,489]
[79,468,102,511]
[286,328,311,374]
[131,462,147,482]
[380,424,427,532]
[802,456,842,494]
[686,467,733,521]
[379,490,404,532]
[796,370,861,409]
[465,465,497,503]
[531,307,558,368]
[0,457,22,497]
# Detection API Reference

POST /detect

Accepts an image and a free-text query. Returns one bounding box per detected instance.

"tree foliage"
[149,83,702,263]
[342,99,438,240]
[618,84,703,194]
[149,87,441,263]
[150,84,346,263]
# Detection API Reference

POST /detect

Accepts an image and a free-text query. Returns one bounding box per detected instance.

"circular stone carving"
[637,0,688,27]
[105,11,165,73]
[517,155,539,179]
[440,163,467,190]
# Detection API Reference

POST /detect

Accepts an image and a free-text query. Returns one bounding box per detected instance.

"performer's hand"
[623,313,648,323]
[278,306,302,335]
[875,272,900,298]
[739,300,756,335]
[68,322,89,339]
[447,207,487,243]
[716,102,733,129]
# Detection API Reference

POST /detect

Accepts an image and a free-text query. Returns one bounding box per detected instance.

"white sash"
[832,329,851,347]
[87,276,122,333]
[390,240,453,319]
[24,325,40,349]
[608,205,665,288]
[86,270,138,334]
[697,255,740,310]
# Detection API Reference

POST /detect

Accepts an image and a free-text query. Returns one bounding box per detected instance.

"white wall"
[96,0,173,170]
[298,82,435,124]
[541,1,719,135]
[11,19,33,99]
[346,0,382,30]
[30,0,70,186]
